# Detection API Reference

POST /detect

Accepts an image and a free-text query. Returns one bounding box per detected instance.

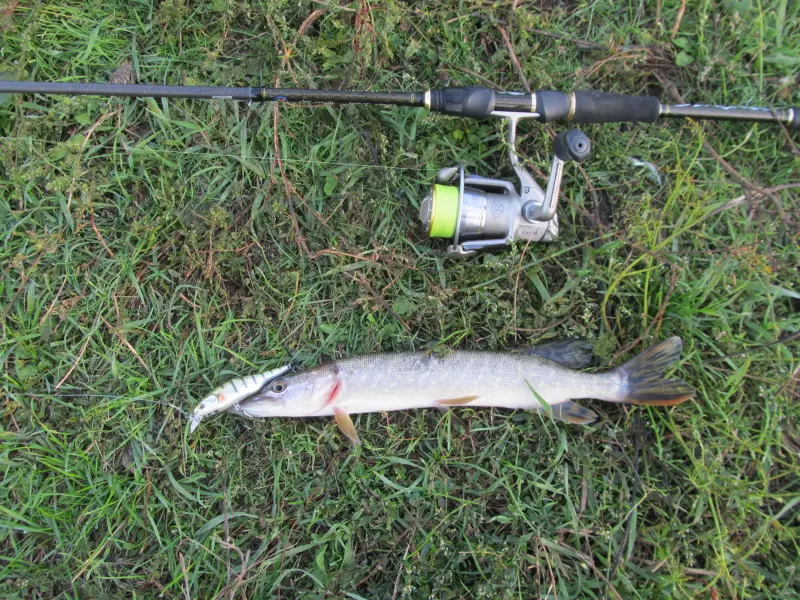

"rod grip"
[571,91,661,124]
[791,108,800,131]
[428,87,496,119]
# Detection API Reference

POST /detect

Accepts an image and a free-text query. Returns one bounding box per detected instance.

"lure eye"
[270,379,288,394]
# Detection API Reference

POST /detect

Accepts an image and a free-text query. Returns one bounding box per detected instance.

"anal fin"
[334,407,361,445]
[546,401,598,425]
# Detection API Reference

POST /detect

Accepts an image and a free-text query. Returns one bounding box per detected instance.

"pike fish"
[192,337,694,443]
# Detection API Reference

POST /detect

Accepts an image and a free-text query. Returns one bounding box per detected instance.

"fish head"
[236,366,339,417]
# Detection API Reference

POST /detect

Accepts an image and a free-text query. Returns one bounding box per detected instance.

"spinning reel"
[420,114,591,257]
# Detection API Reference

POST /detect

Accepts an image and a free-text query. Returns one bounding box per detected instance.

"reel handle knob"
[554,129,591,163]
[523,129,592,223]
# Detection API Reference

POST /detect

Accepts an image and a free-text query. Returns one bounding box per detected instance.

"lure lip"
[189,412,204,434]
[189,363,293,433]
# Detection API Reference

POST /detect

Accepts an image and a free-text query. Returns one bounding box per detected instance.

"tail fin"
[616,337,695,406]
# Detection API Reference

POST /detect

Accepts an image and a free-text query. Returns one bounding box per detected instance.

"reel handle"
[523,129,591,223]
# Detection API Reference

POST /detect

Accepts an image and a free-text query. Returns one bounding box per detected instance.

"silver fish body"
[192,337,694,442]
[234,351,623,419]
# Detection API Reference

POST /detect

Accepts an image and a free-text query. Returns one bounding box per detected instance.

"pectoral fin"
[436,395,479,406]
[334,407,361,445]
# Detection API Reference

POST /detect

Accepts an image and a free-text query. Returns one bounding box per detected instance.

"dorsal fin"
[518,339,594,369]
[436,395,479,406]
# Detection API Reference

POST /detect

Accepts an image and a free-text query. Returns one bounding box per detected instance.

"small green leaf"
[343,538,354,566]
[722,0,752,14]
[15,361,39,383]
[763,53,800,66]
[49,146,70,162]
[0,71,12,106]
[251,190,265,221]
[236,158,265,178]
[596,239,624,255]
[320,323,337,334]
[489,514,513,523]
[675,51,695,67]
[323,174,337,195]
[392,297,416,316]
[315,546,326,573]
[194,512,256,541]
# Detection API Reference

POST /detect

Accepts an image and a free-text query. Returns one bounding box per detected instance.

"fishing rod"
[2,80,797,256]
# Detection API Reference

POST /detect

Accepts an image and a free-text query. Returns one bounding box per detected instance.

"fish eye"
[270,379,288,394]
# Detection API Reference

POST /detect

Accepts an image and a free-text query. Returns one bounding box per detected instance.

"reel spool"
[420,114,591,257]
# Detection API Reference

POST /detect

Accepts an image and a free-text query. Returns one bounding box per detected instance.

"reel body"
[420,113,591,257]
[422,166,557,257]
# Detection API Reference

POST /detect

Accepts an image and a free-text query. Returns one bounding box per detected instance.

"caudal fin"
[616,337,695,406]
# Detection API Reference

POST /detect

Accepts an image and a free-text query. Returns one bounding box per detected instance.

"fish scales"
[191,337,695,440]
[232,350,626,419]
[328,351,623,416]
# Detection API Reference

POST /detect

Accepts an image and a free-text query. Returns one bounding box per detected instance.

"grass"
[0,0,798,598]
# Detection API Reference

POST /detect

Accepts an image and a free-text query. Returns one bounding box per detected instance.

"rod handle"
[791,108,800,131]
[428,87,496,119]
[573,90,661,124]
[535,90,661,124]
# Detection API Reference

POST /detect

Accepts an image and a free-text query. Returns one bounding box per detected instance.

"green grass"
[1,0,798,598]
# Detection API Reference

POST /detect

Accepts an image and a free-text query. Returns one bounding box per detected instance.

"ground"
[0,1,798,598]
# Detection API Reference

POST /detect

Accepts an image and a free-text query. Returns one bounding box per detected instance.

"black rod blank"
[0,80,424,107]
[0,80,259,100]
[0,80,796,129]
[660,102,798,127]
